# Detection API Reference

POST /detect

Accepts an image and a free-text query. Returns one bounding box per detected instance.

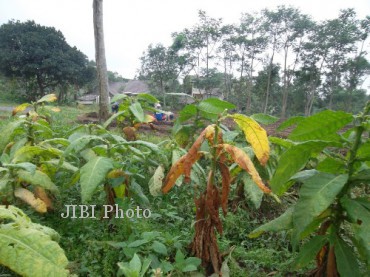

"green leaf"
[148,165,164,196]
[80,157,114,202]
[341,196,370,265]
[333,235,361,277]
[198,98,235,115]
[117,140,159,152]
[152,241,168,256]
[136,93,159,103]
[269,137,294,149]
[293,236,328,269]
[64,135,107,156]
[128,239,149,248]
[111,94,127,103]
[270,141,336,195]
[5,162,36,174]
[316,157,346,174]
[129,254,142,273]
[39,138,70,147]
[292,173,348,244]
[249,208,293,238]
[288,110,353,142]
[17,169,58,193]
[12,145,61,163]
[0,205,68,277]
[130,102,145,122]
[357,142,370,160]
[43,159,78,173]
[290,169,319,182]
[277,116,303,131]
[242,175,264,209]
[250,113,279,125]
[178,104,197,123]
[103,110,127,129]
[0,120,26,153]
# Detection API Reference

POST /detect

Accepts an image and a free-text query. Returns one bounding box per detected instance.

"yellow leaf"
[34,187,53,210]
[12,103,31,116]
[37,93,57,103]
[162,155,186,193]
[107,169,125,179]
[230,114,270,166]
[50,107,61,112]
[113,184,126,198]
[221,144,271,194]
[14,187,47,213]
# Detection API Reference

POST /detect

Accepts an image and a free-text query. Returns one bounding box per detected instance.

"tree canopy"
[139,8,370,116]
[0,20,94,101]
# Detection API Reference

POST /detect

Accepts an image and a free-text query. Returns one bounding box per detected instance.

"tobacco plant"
[0,205,69,276]
[160,99,277,274]
[250,101,370,276]
[0,94,62,212]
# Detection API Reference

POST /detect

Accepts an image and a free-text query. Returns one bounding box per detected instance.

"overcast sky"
[0,0,369,79]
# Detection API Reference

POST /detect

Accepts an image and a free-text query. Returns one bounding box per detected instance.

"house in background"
[191,87,223,100]
[77,80,150,104]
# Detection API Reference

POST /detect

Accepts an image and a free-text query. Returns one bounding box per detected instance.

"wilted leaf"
[219,162,231,215]
[37,93,57,103]
[149,165,164,196]
[14,188,47,213]
[221,144,271,193]
[34,187,53,210]
[12,103,31,116]
[230,114,269,166]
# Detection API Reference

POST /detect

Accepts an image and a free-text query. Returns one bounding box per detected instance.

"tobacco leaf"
[34,187,53,211]
[230,114,270,166]
[219,161,231,216]
[14,188,47,213]
[221,144,271,193]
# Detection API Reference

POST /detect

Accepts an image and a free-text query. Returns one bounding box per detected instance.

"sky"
[0,0,369,80]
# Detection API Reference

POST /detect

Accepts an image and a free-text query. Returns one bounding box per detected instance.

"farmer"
[154,103,165,121]
[111,102,119,113]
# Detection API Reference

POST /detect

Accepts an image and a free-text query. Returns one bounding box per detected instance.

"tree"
[173,10,223,97]
[262,6,312,117]
[139,44,181,106]
[0,20,92,101]
[93,0,110,122]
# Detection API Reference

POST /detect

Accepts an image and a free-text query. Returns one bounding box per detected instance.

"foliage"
[104,93,159,129]
[250,102,370,275]
[0,205,69,276]
[0,20,94,101]
[140,8,369,116]
[161,98,277,274]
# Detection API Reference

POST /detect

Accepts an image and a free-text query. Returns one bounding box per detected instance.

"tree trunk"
[281,46,289,119]
[263,50,274,114]
[93,0,110,122]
